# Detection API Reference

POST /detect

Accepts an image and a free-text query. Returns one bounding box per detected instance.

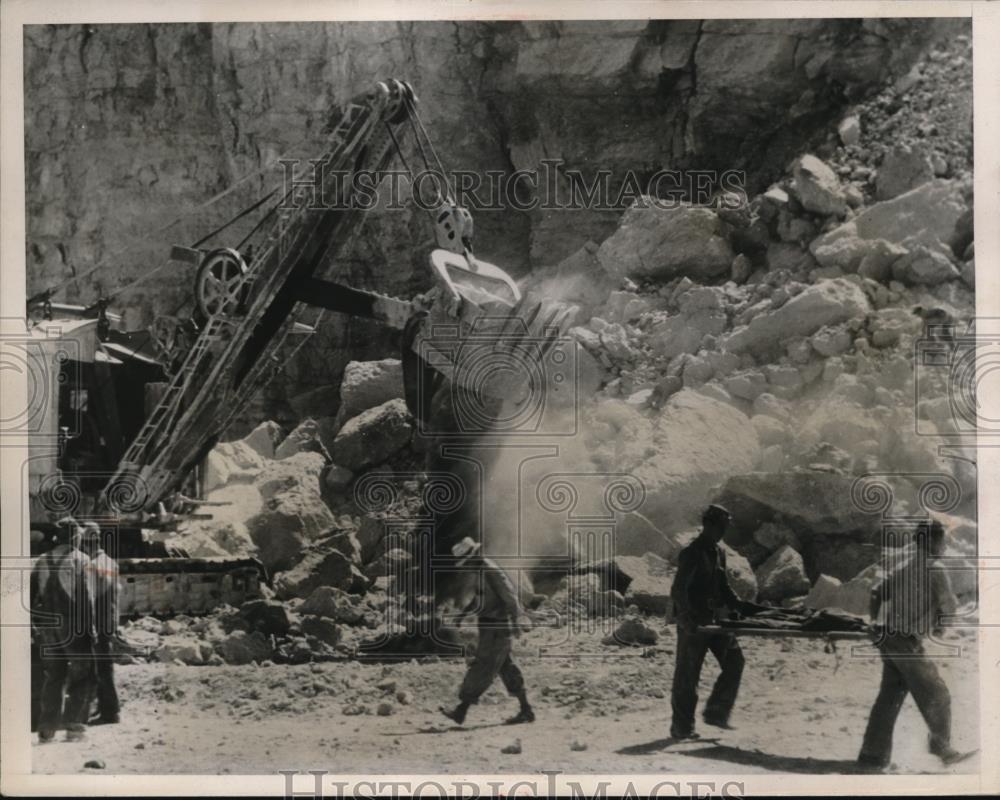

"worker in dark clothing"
[81,522,121,725]
[30,517,97,743]
[440,537,534,726]
[669,504,757,740]
[858,520,976,770]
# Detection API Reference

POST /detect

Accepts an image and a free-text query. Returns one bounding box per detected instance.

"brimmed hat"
[451,536,481,563]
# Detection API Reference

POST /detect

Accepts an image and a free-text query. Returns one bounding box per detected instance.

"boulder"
[722,279,869,359]
[336,359,405,424]
[714,472,883,540]
[810,180,967,260]
[242,421,283,459]
[299,615,341,647]
[246,484,336,573]
[614,553,674,614]
[811,235,906,275]
[239,598,294,636]
[598,391,761,537]
[301,585,368,624]
[721,543,758,602]
[274,548,370,600]
[215,630,273,665]
[753,522,801,553]
[792,154,846,216]
[596,199,733,282]
[756,544,811,601]
[255,451,326,500]
[203,439,267,493]
[800,402,884,453]
[274,418,331,461]
[153,635,207,665]
[603,616,659,647]
[649,309,728,361]
[332,399,413,471]
[804,564,878,617]
[891,246,960,286]
[838,115,860,146]
[876,144,934,201]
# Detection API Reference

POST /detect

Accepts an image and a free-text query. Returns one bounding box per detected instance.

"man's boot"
[64,724,86,742]
[505,691,535,725]
[440,701,470,725]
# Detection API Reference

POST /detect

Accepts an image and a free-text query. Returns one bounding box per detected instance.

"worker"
[669,503,755,740]
[440,537,534,726]
[30,517,97,743]
[857,519,975,770]
[81,522,121,725]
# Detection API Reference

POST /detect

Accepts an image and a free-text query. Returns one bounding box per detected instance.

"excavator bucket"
[404,250,579,428]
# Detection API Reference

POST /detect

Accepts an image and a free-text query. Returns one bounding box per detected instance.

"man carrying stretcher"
[669,504,765,740]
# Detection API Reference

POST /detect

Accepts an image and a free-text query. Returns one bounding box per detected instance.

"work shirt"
[670,534,742,628]
[30,544,96,647]
[875,552,958,638]
[86,549,120,638]
[469,556,522,621]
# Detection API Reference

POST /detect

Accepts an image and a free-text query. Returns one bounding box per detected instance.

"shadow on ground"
[618,740,865,774]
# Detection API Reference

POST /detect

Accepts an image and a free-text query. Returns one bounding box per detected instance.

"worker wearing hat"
[669,503,756,740]
[30,516,97,742]
[440,536,534,726]
[81,522,121,725]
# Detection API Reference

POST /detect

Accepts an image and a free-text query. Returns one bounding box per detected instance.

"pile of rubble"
[517,34,976,623]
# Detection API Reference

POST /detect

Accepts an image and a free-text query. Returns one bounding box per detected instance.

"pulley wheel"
[195,248,247,319]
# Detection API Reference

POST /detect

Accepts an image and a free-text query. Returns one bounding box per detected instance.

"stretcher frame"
[697,625,873,641]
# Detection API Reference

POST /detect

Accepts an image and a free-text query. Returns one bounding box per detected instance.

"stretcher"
[697,625,873,641]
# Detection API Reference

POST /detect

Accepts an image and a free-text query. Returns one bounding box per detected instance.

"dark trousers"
[31,641,42,732]
[93,636,121,721]
[859,634,951,766]
[38,641,96,734]
[459,619,525,704]
[671,628,745,736]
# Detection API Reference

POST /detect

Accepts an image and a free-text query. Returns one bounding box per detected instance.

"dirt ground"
[32,623,980,776]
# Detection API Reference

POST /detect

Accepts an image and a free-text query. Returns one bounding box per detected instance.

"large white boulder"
[597,199,734,282]
[722,278,870,358]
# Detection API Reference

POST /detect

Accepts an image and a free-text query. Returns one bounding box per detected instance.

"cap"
[703,503,732,524]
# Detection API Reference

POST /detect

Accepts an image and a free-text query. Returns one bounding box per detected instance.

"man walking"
[669,504,753,740]
[30,517,97,743]
[81,522,121,725]
[440,537,534,726]
[858,519,975,770]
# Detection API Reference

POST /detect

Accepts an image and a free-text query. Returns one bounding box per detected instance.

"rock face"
[597,201,733,281]
[24,19,957,421]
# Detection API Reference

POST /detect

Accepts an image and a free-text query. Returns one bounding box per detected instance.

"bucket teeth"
[522,300,543,332]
